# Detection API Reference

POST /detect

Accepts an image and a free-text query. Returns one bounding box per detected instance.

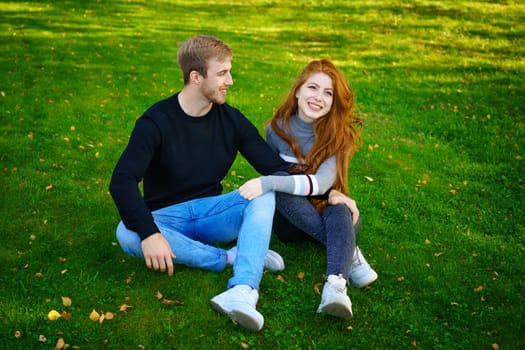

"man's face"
[200,56,233,105]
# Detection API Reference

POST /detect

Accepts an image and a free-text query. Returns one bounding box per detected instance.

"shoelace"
[351,250,364,267]
[327,275,347,293]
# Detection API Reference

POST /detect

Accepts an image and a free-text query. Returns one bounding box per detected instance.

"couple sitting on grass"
[109,35,377,332]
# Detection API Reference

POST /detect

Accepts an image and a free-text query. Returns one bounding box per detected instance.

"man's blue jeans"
[116,190,276,290]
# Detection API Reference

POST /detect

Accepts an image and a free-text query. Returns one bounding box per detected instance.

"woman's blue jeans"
[116,190,276,290]
[274,192,360,278]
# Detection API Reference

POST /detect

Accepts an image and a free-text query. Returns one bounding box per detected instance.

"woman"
[239,59,377,318]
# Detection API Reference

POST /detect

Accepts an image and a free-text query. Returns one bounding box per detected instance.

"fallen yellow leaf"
[48,310,61,321]
[62,296,72,307]
[119,304,133,312]
[314,283,323,295]
[55,337,65,350]
[474,285,484,292]
[89,309,100,322]
[297,272,305,280]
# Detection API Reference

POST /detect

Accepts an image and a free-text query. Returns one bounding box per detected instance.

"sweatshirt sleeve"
[109,117,161,240]
[237,113,289,175]
[259,155,337,196]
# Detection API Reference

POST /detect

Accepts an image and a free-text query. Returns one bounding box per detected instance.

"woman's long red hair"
[270,59,362,196]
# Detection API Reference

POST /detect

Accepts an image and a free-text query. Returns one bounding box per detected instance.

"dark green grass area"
[1,0,523,349]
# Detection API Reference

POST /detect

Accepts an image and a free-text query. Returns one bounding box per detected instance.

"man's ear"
[189,70,201,84]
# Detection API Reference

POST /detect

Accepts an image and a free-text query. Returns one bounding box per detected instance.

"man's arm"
[236,115,289,175]
[109,118,160,240]
[109,118,175,275]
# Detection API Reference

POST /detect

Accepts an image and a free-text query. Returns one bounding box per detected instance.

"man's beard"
[202,85,227,105]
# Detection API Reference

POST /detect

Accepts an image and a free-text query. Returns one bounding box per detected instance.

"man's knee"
[116,221,142,257]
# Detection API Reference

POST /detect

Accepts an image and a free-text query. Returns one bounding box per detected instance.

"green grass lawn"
[1,0,523,349]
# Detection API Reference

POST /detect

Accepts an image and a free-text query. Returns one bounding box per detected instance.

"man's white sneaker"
[210,285,264,332]
[317,274,353,319]
[264,249,285,272]
[227,246,285,272]
[349,246,378,289]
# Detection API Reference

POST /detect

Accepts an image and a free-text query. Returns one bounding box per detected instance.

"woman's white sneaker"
[317,274,353,319]
[349,246,378,288]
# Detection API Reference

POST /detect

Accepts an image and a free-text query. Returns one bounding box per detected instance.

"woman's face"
[296,72,334,123]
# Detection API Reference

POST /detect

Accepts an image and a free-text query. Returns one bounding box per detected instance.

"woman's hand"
[239,178,264,200]
[328,189,360,225]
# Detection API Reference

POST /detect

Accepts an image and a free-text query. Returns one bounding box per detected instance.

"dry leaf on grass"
[48,310,61,321]
[89,309,100,322]
[55,338,65,350]
[474,285,484,292]
[314,283,323,295]
[62,296,72,307]
[120,303,133,312]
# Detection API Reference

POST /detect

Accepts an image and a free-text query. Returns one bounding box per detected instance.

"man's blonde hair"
[177,35,233,84]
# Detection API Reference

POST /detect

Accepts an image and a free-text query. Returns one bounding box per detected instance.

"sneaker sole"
[231,307,264,332]
[319,302,353,319]
[210,299,263,332]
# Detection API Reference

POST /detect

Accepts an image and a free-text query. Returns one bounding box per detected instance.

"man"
[109,35,289,332]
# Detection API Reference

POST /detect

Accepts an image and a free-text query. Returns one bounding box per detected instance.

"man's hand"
[328,189,360,225]
[239,178,263,200]
[141,233,176,276]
